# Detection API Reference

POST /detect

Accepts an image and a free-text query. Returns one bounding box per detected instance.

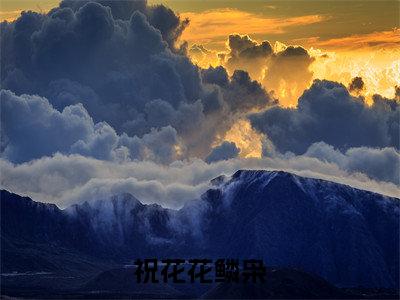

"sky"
[2,1,398,47]
[0,0,399,207]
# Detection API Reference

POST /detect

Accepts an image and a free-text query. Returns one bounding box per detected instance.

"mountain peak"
[231,169,296,181]
[1,175,399,289]
[65,193,146,224]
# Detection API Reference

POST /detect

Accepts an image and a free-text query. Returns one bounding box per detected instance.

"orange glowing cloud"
[220,119,263,158]
[180,9,327,46]
[310,48,400,100]
[0,10,23,22]
[294,29,400,51]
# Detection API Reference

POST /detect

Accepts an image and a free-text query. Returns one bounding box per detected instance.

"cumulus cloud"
[1,2,276,160]
[201,66,275,113]
[250,80,399,155]
[58,0,187,51]
[223,34,273,81]
[0,90,181,164]
[1,2,199,152]
[206,141,240,163]
[202,65,229,87]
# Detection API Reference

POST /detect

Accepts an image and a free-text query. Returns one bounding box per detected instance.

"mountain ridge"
[1,169,399,290]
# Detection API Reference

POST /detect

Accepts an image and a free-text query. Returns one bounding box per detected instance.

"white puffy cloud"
[1,149,398,209]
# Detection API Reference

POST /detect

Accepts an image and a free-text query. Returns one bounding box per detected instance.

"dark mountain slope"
[187,170,399,288]
[1,170,399,291]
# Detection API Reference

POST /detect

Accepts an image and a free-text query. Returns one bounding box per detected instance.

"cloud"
[223,70,274,112]
[201,65,229,87]
[202,66,275,112]
[195,36,314,107]
[348,76,365,94]
[189,36,399,105]
[296,29,400,51]
[0,0,398,206]
[263,45,314,107]
[1,2,278,161]
[0,72,272,164]
[0,90,181,164]
[58,0,187,51]
[188,44,220,67]
[180,8,325,46]
[1,2,197,140]
[250,79,399,155]
[1,152,398,210]
[304,142,400,184]
[206,141,240,163]
[308,48,400,100]
[183,65,275,158]
[223,34,273,81]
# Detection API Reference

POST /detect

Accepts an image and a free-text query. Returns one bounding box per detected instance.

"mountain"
[1,170,399,297]
[190,170,399,288]
[1,191,173,272]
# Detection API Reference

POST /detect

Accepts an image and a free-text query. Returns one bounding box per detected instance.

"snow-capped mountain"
[1,170,399,289]
[188,170,399,288]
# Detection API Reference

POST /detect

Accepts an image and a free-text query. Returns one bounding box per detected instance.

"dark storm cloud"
[202,67,275,112]
[228,34,257,56]
[225,70,276,112]
[58,0,187,51]
[0,90,180,164]
[227,34,273,60]
[348,76,365,94]
[223,34,273,80]
[59,0,146,19]
[1,1,195,127]
[250,80,400,155]
[202,66,229,87]
[205,141,240,163]
[1,1,276,162]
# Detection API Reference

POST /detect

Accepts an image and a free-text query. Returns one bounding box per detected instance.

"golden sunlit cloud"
[0,10,23,22]
[293,29,400,51]
[180,9,327,47]
[310,48,400,100]
[187,28,399,107]
[221,119,263,158]
[188,44,221,67]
